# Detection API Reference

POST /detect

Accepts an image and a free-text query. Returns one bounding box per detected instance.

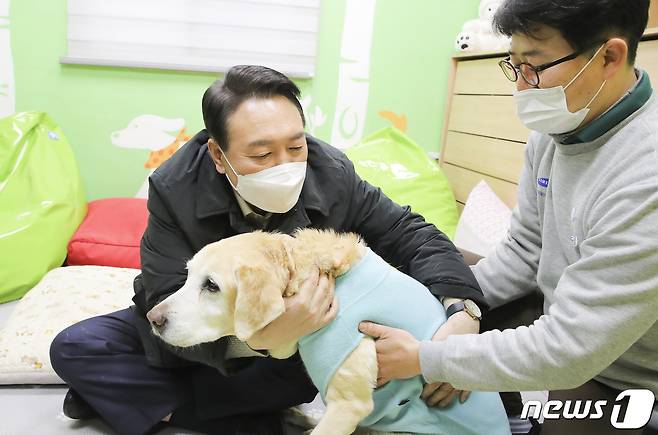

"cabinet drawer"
[454,56,514,95]
[448,95,529,143]
[442,163,519,209]
[443,131,525,184]
[637,39,658,83]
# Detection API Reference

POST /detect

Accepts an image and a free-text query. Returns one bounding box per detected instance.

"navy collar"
[553,69,653,145]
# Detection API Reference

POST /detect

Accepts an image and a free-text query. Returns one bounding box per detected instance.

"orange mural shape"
[378,110,408,133]
[144,128,191,169]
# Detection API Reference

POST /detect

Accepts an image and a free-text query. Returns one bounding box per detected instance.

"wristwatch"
[446,299,482,321]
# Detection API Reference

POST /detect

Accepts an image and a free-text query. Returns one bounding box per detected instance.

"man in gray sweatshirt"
[359,0,658,433]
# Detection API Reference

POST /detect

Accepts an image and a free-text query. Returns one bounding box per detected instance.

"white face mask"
[218,148,307,214]
[513,44,607,135]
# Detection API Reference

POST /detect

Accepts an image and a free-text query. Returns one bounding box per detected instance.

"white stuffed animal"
[455,0,510,52]
[456,32,484,52]
[463,16,490,34]
[480,0,502,22]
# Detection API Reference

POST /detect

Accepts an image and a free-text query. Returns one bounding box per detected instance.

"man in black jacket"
[50,65,486,435]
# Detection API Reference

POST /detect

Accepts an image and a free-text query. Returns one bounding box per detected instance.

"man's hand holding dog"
[247,269,338,350]
[358,322,422,384]
[359,298,479,408]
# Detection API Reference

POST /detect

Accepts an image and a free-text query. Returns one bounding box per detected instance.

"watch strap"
[446,300,466,318]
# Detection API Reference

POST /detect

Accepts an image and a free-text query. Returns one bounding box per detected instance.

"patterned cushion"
[0,266,138,384]
[454,181,512,257]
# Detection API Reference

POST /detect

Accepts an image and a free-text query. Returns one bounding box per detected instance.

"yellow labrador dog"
[147,229,510,435]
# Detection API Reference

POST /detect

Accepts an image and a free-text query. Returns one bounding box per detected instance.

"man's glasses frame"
[498,43,604,88]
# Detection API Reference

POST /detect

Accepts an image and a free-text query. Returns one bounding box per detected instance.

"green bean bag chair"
[0,112,87,303]
[345,127,459,239]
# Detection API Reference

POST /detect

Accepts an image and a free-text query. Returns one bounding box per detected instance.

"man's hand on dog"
[359,309,479,408]
[247,269,338,350]
[358,322,422,385]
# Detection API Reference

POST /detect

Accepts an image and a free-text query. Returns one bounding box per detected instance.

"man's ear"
[233,263,286,342]
[602,38,630,78]
[207,138,227,174]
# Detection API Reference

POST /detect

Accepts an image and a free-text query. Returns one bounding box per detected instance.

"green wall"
[9,0,479,200]
[366,1,480,151]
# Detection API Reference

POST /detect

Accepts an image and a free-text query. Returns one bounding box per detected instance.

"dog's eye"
[203,278,221,293]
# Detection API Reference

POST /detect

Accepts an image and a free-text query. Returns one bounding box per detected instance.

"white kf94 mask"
[513,44,607,135]
[219,147,307,214]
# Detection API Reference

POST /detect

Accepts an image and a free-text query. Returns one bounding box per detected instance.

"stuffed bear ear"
[232,262,286,342]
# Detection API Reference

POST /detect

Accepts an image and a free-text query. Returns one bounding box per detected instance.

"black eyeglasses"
[499,43,602,88]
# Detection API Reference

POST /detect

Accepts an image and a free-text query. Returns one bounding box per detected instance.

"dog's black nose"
[146,309,167,330]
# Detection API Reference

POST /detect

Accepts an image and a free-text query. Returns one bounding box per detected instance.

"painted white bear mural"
[0,0,15,118]
[111,114,189,198]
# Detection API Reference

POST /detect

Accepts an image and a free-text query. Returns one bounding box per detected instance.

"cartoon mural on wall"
[378,110,408,133]
[330,0,377,149]
[0,0,15,118]
[301,95,327,136]
[111,114,190,198]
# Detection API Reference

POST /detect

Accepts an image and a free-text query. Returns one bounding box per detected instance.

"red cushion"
[66,198,148,269]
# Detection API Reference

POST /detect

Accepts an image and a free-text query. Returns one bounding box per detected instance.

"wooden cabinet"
[439,31,658,211]
[439,51,526,210]
[649,1,658,30]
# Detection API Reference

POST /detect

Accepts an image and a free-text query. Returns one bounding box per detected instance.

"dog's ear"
[233,263,286,342]
[272,233,297,296]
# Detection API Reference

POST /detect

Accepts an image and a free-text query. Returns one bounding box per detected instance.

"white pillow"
[454,181,512,257]
[0,266,139,384]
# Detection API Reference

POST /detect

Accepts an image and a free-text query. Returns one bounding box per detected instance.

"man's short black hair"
[493,0,650,64]
[202,65,306,151]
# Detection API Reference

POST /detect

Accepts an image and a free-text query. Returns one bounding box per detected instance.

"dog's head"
[111,114,185,151]
[146,232,295,347]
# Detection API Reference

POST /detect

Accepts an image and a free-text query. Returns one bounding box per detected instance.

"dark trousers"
[49,308,316,435]
[482,292,658,435]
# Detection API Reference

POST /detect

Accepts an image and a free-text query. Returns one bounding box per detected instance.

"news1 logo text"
[522,389,655,429]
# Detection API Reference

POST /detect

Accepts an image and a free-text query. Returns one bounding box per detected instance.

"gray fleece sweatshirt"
[420,71,658,395]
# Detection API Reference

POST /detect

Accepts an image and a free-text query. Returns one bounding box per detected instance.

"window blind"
[61,0,320,78]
